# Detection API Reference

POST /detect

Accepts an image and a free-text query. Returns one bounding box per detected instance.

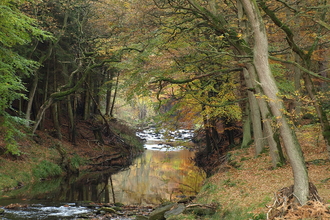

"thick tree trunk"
[259,0,330,159]
[246,64,285,167]
[240,0,309,204]
[243,67,265,155]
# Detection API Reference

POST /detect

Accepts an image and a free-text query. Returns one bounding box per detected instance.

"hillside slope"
[188,124,330,219]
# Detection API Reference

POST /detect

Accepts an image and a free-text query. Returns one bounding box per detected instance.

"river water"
[0,129,205,219]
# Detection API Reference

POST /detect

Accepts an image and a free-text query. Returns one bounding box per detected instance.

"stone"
[164,203,186,219]
[135,215,149,220]
[0,208,4,214]
[98,207,117,214]
[148,203,175,220]
[184,206,216,216]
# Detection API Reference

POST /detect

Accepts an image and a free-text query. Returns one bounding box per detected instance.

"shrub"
[33,160,62,179]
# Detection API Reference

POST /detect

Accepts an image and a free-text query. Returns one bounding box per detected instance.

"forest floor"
[189,124,330,219]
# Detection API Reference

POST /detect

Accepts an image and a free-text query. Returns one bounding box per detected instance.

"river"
[0,129,205,219]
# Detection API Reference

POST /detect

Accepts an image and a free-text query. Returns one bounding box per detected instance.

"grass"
[32,160,62,179]
[174,124,330,219]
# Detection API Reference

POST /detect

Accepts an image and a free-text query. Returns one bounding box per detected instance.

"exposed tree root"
[267,182,330,219]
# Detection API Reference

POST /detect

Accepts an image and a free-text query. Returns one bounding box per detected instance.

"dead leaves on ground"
[267,183,330,219]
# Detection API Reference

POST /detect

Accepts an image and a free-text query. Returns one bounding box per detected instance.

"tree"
[259,0,330,158]
[0,0,51,154]
[239,0,309,205]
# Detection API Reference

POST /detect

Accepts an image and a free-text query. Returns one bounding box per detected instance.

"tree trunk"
[40,66,50,131]
[243,67,265,155]
[241,103,252,148]
[25,72,38,126]
[240,0,309,204]
[246,64,285,167]
[32,61,88,134]
[84,74,91,120]
[52,102,62,140]
[105,70,113,117]
[109,72,120,117]
[32,97,54,134]
[293,53,302,124]
[259,0,330,159]
[202,105,213,154]
[67,95,76,144]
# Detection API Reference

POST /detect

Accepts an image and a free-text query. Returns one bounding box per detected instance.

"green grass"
[32,160,63,179]
[0,173,17,189]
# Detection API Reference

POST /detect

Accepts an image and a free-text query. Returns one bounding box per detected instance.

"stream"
[0,128,205,219]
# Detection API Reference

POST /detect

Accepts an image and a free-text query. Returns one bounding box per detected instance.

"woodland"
[0,0,330,219]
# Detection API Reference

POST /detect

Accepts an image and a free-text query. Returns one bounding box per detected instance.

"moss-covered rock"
[149,203,175,220]
[97,207,117,214]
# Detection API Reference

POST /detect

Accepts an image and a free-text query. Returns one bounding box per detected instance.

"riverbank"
[170,124,330,219]
[0,119,144,191]
[2,123,330,219]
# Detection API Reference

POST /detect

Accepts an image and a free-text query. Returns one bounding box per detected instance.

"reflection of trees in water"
[106,149,205,205]
[50,149,205,205]
[6,149,205,206]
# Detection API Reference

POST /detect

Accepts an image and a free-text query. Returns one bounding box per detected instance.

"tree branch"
[269,56,330,82]
[151,68,242,84]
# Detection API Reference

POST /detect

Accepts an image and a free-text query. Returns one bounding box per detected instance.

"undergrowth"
[32,160,63,179]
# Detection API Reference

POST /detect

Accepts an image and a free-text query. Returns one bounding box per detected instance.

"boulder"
[164,203,186,219]
[97,207,117,214]
[148,203,175,220]
[0,208,4,214]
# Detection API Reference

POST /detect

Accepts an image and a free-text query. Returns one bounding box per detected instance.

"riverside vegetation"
[1,121,330,219]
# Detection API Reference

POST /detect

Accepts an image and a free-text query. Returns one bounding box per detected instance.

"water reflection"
[109,149,204,205]
[0,129,205,219]
[1,131,205,206]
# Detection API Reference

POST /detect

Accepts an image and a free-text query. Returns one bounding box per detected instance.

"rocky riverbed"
[0,199,217,220]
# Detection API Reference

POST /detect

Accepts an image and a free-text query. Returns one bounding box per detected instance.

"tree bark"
[109,72,120,117]
[259,0,330,158]
[246,64,285,167]
[240,0,309,204]
[243,67,265,155]
[25,72,38,126]
[105,70,113,117]
[241,103,252,148]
